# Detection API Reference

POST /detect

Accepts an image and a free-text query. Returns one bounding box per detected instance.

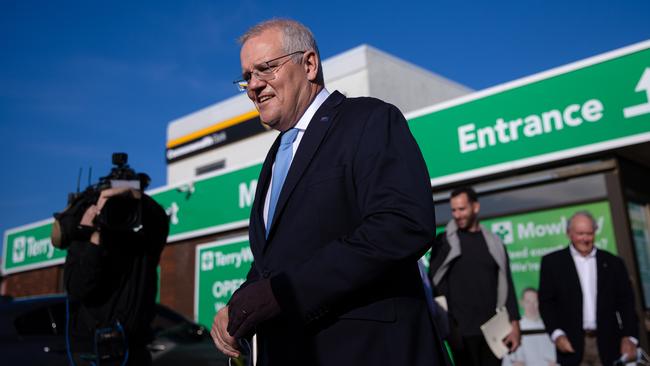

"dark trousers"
[580,335,602,366]
[451,335,501,366]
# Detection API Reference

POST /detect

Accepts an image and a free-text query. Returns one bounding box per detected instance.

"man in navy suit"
[210,19,446,365]
[538,211,639,366]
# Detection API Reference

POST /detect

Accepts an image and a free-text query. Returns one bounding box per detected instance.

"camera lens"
[99,194,141,232]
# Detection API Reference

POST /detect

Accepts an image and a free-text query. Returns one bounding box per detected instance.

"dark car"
[0,294,230,365]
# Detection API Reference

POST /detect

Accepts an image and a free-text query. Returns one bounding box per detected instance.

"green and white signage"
[408,40,650,186]
[483,201,616,299]
[2,218,65,275]
[194,236,252,327]
[149,162,262,242]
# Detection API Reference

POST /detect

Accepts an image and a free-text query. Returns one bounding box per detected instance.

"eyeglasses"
[234,50,305,92]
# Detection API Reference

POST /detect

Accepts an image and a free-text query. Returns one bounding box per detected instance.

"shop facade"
[3,41,650,355]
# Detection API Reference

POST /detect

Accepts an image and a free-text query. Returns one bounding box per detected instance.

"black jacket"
[245,91,447,366]
[428,230,520,338]
[64,194,168,352]
[538,247,638,366]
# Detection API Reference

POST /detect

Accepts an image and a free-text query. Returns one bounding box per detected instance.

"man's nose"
[247,73,267,91]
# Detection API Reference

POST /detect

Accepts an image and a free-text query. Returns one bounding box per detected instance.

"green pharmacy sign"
[194,236,252,327]
[2,219,65,275]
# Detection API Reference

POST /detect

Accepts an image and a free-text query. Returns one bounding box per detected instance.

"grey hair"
[238,18,324,83]
[567,210,598,233]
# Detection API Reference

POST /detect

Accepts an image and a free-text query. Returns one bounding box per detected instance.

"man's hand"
[210,306,240,358]
[503,320,521,353]
[227,279,280,339]
[555,335,575,353]
[620,337,637,362]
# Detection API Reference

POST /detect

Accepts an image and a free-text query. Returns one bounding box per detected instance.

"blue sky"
[1,0,649,255]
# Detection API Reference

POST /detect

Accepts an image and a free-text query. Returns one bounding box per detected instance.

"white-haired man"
[539,211,638,366]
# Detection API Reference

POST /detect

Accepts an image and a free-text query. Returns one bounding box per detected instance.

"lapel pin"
[320,116,329,122]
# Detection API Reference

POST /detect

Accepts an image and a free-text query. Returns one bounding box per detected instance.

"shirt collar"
[293,88,330,132]
[570,244,597,259]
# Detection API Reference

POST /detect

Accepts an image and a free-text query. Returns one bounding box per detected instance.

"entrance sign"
[624,68,650,118]
[194,236,252,327]
[407,40,650,187]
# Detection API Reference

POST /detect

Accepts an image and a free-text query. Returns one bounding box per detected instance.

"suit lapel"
[595,250,607,310]
[250,135,280,254]
[266,91,345,241]
[563,247,583,309]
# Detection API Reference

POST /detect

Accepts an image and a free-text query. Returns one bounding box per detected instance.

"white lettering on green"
[239,180,257,208]
[458,99,605,153]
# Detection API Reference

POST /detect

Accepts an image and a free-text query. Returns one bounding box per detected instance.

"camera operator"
[55,154,169,366]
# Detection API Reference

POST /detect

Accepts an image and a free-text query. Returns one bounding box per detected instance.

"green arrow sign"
[194,236,252,327]
[408,41,650,186]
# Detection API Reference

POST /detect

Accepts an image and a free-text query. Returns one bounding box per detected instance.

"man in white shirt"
[538,211,638,366]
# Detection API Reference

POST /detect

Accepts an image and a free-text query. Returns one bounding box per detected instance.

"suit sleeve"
[614,257,639,338]
[271,103,436,323]
[538,254,560,337]
[235,261,261,295]
[428,232,445,281]
[504,247,521,321]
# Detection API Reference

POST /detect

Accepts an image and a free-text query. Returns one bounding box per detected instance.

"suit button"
[262,270,270,278]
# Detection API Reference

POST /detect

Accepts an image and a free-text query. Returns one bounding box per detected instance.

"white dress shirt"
[571,244,598,331]
[263,88,330,227]
[551,245,597,341]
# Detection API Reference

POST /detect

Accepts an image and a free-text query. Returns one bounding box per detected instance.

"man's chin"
[260,117,280,130]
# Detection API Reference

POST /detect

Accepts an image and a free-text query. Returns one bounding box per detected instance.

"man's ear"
[472,201,481,215]
[303,50,319,82]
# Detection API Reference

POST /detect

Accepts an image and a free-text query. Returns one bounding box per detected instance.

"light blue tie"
[266,128,299,236]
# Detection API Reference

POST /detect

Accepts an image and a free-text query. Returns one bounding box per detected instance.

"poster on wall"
[427,201,616,366]
[482,200,616,298]
[194,236,252,327]
[481,201,616,366]
[425,200,616,296]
